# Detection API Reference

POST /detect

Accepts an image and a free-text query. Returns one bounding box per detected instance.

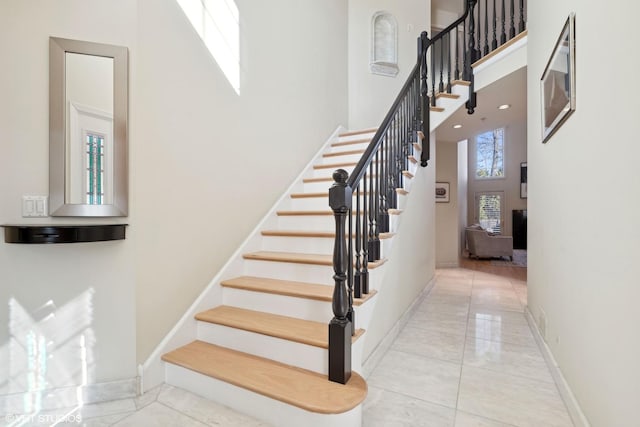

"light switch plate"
[22,195,48,217]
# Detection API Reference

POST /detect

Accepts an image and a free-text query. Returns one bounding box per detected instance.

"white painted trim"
[140,126,346,393]
[361,276,436,378]
[0,378,137,414]
[525,307,591,427]
[472,35,528,74]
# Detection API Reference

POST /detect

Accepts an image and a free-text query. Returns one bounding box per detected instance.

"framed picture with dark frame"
[541,12,576,143]
[520,162,528,198]
[435,182,450,203]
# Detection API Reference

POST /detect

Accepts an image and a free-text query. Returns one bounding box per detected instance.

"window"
[371,12,399,77]
[85,133,105,205]
[475,128,505,178]
[476,192,504,234]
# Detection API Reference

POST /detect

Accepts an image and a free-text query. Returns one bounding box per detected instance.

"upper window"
[370,12,399,77]
[475,128,505,179]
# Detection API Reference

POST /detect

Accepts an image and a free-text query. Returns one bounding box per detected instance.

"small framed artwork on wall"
[435,182,450,203]
[520,162,528,199]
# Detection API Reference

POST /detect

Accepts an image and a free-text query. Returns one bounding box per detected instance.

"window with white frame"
[475,191,504,234]
[475,128,505,178]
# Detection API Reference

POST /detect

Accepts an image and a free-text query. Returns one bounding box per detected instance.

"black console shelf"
[1,224,127,244]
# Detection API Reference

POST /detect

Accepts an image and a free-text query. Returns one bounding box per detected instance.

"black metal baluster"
[509,0,515,38]
[354,184,362,299]
[492,0,497,50]
[518,0,525,33]
[463,20,468,80]
[477,0,481,59]
[420,31,430,167]
[347,186,354,336]
[469,0,479,63]
[328,169,352,385]
[455,25,460,80]
[431,48,436,106]
[500,0,506,44]
[484,0,489,55]
[446,32,452,92]
[438,38,444,94]
[362,170,369,294]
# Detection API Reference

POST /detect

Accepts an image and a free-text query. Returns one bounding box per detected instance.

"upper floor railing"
[327,0,526,384]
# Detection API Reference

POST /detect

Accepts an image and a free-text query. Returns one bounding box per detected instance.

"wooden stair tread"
[339,128,377,137]
[436,92,460,100]
[408,155,418,164]
[451,79,471,87]
[277,209,402,217]
[471,30,528,69]
[261,230,394,240]
[243,251,387,269]
[323,149,365,158]
[402,170,414,179]
[396,188,409,195]
[430,106,445,112]
[162,341,367,414]
[195,306,365,349]
[412,142,421,151]
[221,276,377,305]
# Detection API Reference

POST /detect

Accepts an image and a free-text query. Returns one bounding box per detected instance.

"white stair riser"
[289,194,378,211]
[260,235,394,259]
[222,287,375,330]
[337,132,375,143]
[243,260,336,283]
[318,153,364,165]
[312,165,355,178]
[277,213,401,233]
[243,259,387,290]
[302,181,335,193]
[326,142,370,154]
[165,364,363,427]
[197,322,327,374]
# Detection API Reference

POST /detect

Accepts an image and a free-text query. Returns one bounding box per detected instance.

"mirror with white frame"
[49,37,128,216]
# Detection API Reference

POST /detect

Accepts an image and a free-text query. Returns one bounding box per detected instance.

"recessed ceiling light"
[498,104,511,110]
[453,124,462,129]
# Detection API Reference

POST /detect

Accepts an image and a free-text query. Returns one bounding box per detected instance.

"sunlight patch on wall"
[1,290,95,418]
[176,0,241,94]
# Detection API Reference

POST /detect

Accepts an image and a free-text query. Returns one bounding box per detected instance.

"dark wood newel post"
[328,169,352,384]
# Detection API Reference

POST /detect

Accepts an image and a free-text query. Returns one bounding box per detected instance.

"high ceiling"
[435,67,527,142]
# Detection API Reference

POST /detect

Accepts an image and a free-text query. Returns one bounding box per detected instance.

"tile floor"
[17,268,573,426]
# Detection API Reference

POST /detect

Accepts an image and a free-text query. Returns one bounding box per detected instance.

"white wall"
[363,135,436,358]
[134,0,348,363]
[0,0,349,397]
[348,0,429,129]
[527,2,640,425]
[467,118,527,236]
[435,140,460,267]
[0,0,138,392]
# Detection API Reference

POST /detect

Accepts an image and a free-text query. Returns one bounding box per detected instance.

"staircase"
[156,108,467,427]
[141,0,529,425]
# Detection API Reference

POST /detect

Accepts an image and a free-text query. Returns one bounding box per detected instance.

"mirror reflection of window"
[65,52,114,205]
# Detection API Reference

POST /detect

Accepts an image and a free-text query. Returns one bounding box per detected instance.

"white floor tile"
[368,350,461,408]
[457,366,573,427]
[363,386,455,427]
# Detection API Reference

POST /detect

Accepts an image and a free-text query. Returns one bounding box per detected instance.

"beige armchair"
[466,225,513,260]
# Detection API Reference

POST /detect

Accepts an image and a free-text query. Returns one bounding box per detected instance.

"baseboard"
[436,261,459,268]
[0,377,137,415]
[524,307,591,427]
[361,276,436,379]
